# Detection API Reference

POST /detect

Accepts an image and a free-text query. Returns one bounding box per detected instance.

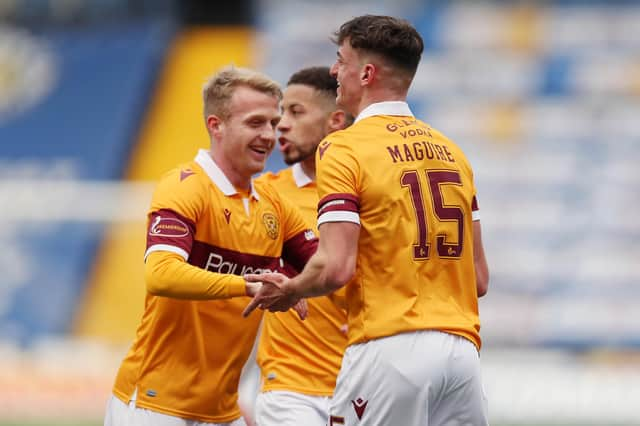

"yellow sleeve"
[145,251,247,299]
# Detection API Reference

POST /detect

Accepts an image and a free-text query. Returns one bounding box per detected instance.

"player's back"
[317,115,481,348]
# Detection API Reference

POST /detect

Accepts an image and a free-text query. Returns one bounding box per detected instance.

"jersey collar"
[195,149,260,200]
[292,163,313,188]
[354,101,414,124]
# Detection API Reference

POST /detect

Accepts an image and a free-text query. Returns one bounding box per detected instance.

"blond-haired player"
[245,15,490,426]
[254,66,351,426]
[104,66,317,426]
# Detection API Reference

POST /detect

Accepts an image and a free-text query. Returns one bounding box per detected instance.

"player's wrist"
[282,278,299,299]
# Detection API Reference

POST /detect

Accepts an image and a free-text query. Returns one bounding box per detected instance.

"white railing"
[0,180,154,222]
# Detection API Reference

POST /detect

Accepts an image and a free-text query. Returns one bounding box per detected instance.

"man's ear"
[327,110,348,133]
[360,63,376,86]
[207,115,223,138]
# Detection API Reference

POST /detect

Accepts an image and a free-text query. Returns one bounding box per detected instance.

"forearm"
[288,249,342,298]
[145,251,247,299]
[472,220,489,297]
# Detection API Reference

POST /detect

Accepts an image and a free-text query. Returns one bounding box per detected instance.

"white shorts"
[255,390,331,426]
[329,330,488,426]
[104,395,247,426]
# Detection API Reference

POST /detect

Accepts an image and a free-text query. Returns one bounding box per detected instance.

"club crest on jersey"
[351,397,368,420]
[262,212,279,240]
[304,229,316,240]
[149,215,189,237]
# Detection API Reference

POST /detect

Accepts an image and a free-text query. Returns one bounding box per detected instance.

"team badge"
[262,212,279,239]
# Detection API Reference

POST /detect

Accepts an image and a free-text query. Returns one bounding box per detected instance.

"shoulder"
[151,161,209,209]
[323,126,357,146]
[316,130,363,174]
[157,161,207,189]
[428,124,475,176]
[256,168,299,198]
[255,168,293,185]
[254,177,305,219]
[430,125,471,161]
[253,177,281,204]
[316,128,357,162]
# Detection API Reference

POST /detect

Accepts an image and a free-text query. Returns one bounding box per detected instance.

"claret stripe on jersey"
[282,229,319,273]
[146,209,196,260]
[317,193,360,225]
[471,196,480,221]
[189,241,280,275]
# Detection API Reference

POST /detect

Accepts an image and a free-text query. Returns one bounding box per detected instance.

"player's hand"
[242,272,300,317]
[245,280,262,297]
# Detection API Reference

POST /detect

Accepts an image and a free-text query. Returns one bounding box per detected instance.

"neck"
[299,156,316,181]
[209,150,251,190]
[354,87,407,117]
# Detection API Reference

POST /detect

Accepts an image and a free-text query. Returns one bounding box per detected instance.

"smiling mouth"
[250,146,270,155]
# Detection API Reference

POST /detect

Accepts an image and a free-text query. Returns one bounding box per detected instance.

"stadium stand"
[258,0,640,350]
[75,27,256,342]
[0,18,172,345]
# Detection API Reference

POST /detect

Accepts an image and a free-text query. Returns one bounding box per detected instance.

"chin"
[249,162,266,175]
[283,156,297,166]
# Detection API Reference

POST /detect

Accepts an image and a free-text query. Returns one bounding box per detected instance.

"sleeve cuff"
[227,275,248,297]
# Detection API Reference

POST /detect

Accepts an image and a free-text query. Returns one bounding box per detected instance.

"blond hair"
[202,66,282,122]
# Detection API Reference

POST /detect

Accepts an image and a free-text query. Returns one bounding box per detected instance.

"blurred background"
[1,0,639,425]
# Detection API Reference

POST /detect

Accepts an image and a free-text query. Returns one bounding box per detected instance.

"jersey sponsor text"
[205,252,275,275]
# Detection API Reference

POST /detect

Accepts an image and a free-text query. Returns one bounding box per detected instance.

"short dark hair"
[332,15,424,76]
[287,66,338,99]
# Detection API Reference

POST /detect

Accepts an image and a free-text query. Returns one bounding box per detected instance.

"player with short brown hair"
[245,16,490,426]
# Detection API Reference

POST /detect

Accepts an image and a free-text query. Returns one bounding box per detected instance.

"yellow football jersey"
[112,150,317,423]
[316,102,482,349]
[256,164,347,396]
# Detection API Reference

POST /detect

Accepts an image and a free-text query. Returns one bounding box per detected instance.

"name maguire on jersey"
[384,119,457,164]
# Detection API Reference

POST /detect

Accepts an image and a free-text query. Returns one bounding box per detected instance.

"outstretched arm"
[146,251,248,299]
[292,220,359,296]
[243,221,359,316]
